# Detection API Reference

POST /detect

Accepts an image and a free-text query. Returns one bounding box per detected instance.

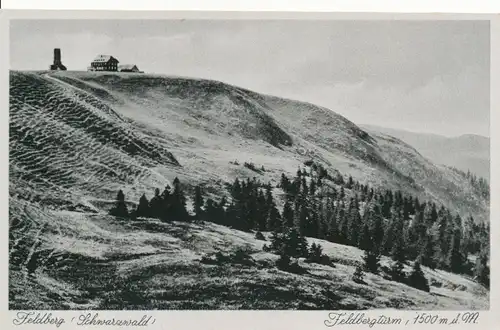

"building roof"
[118,64,138,70]
[92,55,119,63]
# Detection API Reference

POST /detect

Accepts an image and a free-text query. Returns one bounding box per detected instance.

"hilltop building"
[118,64,142,73]
[88,55,119,72]
[49,48,67,71]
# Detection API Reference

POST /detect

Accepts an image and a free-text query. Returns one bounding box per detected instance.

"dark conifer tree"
[447,228,464,273]
[326,202,338,243]
[301,177,308,196]
[267,204,282,232]
[389,260,406,283]
[310,179,317,196]
[348,197,362,246]
[204,198,217,224]
[231,178,242,201]
[363,250,381,274]
[352,266,365,283]
[257,189,268,231]
[280,173,290,193]
[423,202,438,226]
[474,250,490,288]
[391,233,407,264]
[282,201,295,229]
[382,212,398,255]
[149,188,163,219]
[408,207,426,259]
[109,190,129,218]
[437,209,452,264]
[217,196,227,226]
[371,204,385,252]
[358,223,372,251]
[298,205,309,236]
[170,177,189,222]
[193,185,204,220]
[419,235,438,269]
[408,261,430,292]
[337,201,349,244]
[135,193,150,218]
[340,186,345,200]
[284,228,309,258]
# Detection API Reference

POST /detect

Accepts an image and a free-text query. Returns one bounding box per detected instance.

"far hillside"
[361,125,490,182]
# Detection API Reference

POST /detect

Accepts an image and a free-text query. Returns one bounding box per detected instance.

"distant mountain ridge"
[360,124,490,182]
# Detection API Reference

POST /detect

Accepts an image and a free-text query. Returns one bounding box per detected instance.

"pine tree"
[149,188,163,219]
[267,204,282,232]
[408,208,427,259]
[204,198,217,224]
[336,201,348,244]
[193,185,204,220]
[109,190,129,218]
[217,196,227,226]
[391,233,407,264]
[283,228,309,258]
[298,205,309,236]
[301,177,308,196]
[474,250,490,288]
[419,228,438,269]
[408,261,430,292]
[348,198,362,247]
[363,250,381,274]
[447,228,464,273]
[382,214,397,255]
[389,260,406,283]
[256,189,268,231]
[358,223,372,251]
[423,202,438,226]
[135,193,150,218]
[437,209,453,265]
[371,205,385,252]
[282,201,294,229]
[308,243,323,262]
[280,173,290,193]
[310,179,317,196]
[170,177,189,222]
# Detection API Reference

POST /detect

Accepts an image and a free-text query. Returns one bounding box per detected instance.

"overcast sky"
[10,20,490,137]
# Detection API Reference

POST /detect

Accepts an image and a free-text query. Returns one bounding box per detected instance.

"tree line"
[109,160,490,289]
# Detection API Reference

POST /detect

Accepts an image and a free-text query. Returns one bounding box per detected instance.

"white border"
[1,0,500,13]
[1,9,498,330]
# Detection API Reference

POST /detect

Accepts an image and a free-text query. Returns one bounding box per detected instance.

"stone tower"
[49,48,67,71]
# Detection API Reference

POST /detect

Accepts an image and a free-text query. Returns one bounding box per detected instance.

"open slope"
[9,71,490,309]
[9,199,488,310]
[10,71,487,221]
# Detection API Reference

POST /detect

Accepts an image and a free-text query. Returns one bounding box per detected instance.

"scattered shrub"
[352,266,366,284]
[276,254,307,274]
[231,247,255,266]
[305,243,335,267]
[255,231,266,241]
[303,160,314,167]
[244,162,258,172]
[200,248,255,267]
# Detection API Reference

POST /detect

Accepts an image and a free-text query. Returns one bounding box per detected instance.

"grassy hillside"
[9,199,488,310]
[9,71,490,309]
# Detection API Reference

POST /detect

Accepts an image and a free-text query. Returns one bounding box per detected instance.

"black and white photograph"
[8,17,491,311]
